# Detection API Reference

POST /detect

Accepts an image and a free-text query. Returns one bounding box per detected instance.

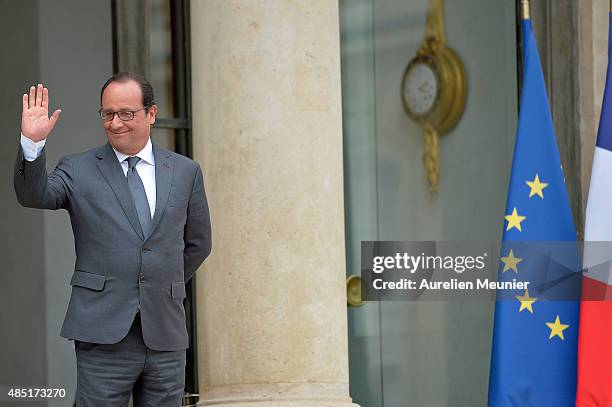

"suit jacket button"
[139,274,145,283]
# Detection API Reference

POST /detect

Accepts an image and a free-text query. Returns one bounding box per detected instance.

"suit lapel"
[147,142,173,240]
[95,144,145,240]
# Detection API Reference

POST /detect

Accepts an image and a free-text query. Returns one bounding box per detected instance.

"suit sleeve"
[183,163,212,283]
[13,144,73,210]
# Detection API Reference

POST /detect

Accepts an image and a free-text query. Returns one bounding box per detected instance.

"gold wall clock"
[401,0,467,192]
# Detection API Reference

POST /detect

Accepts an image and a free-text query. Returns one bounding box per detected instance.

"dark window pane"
[149,0,174,119]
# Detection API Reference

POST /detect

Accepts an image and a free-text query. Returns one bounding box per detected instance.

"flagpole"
[521,0,530,21]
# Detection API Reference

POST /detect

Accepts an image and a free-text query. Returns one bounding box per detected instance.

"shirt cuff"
[20,133,46,161]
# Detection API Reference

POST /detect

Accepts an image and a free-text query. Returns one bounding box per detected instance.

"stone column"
[190,1,358,406]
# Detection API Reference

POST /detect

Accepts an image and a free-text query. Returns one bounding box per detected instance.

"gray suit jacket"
[14,141,211,351]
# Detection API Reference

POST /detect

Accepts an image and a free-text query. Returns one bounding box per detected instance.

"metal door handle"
[346,275,366,307]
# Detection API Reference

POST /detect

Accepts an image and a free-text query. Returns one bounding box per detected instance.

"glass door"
[340,0,518,405]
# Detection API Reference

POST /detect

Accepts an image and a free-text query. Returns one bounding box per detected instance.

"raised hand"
[21,84,62,142]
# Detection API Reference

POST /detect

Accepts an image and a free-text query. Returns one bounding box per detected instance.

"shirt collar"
[112,138,155,166]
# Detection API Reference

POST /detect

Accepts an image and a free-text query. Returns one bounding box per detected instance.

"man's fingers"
[28,86,35,109]
[22,94,28,112]
[42,87,49,108]
[49,109,62,128]
[36,84,43,107]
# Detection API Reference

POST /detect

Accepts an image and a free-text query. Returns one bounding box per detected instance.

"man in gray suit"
[14,72,212,406]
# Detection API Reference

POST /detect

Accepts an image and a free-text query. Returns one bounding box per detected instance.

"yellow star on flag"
[546,315,569,340]
[500,249,523,273]
[526,174,548,199]
[505,207,526,232]
[515,289,537,313]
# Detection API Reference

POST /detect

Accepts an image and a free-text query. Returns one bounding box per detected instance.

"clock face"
[403,61,438,116]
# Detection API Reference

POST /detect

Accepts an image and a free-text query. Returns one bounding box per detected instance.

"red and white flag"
[576,13,612,407]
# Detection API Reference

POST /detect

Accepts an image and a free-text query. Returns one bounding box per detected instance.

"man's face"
[101,80,157,155]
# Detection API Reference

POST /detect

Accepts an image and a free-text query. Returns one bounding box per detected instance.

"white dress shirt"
[20,134,156,218]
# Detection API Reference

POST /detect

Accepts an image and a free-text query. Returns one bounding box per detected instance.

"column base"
[196,382,360,407]
[197,402,359,407]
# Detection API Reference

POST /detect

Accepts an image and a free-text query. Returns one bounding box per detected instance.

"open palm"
[21,84,61,142]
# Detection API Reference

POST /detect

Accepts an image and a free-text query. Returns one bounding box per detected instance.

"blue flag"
[487,18,580,406]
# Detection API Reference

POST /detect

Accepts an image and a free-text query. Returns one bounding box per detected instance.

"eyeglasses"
[98,106,150,122]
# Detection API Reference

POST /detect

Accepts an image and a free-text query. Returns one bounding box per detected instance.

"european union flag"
[487,17,580,406]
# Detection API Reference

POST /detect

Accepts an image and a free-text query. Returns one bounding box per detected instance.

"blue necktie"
[126,156,151,237]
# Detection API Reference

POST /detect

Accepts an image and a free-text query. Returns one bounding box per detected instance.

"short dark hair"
[100,72,156,112]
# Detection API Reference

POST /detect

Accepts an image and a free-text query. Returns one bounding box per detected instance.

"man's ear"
[148,104,157,125]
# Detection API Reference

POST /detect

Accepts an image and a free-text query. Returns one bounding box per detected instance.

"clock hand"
[418,81,430,93]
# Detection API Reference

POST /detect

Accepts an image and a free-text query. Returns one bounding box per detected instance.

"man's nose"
[110,114,124,128]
